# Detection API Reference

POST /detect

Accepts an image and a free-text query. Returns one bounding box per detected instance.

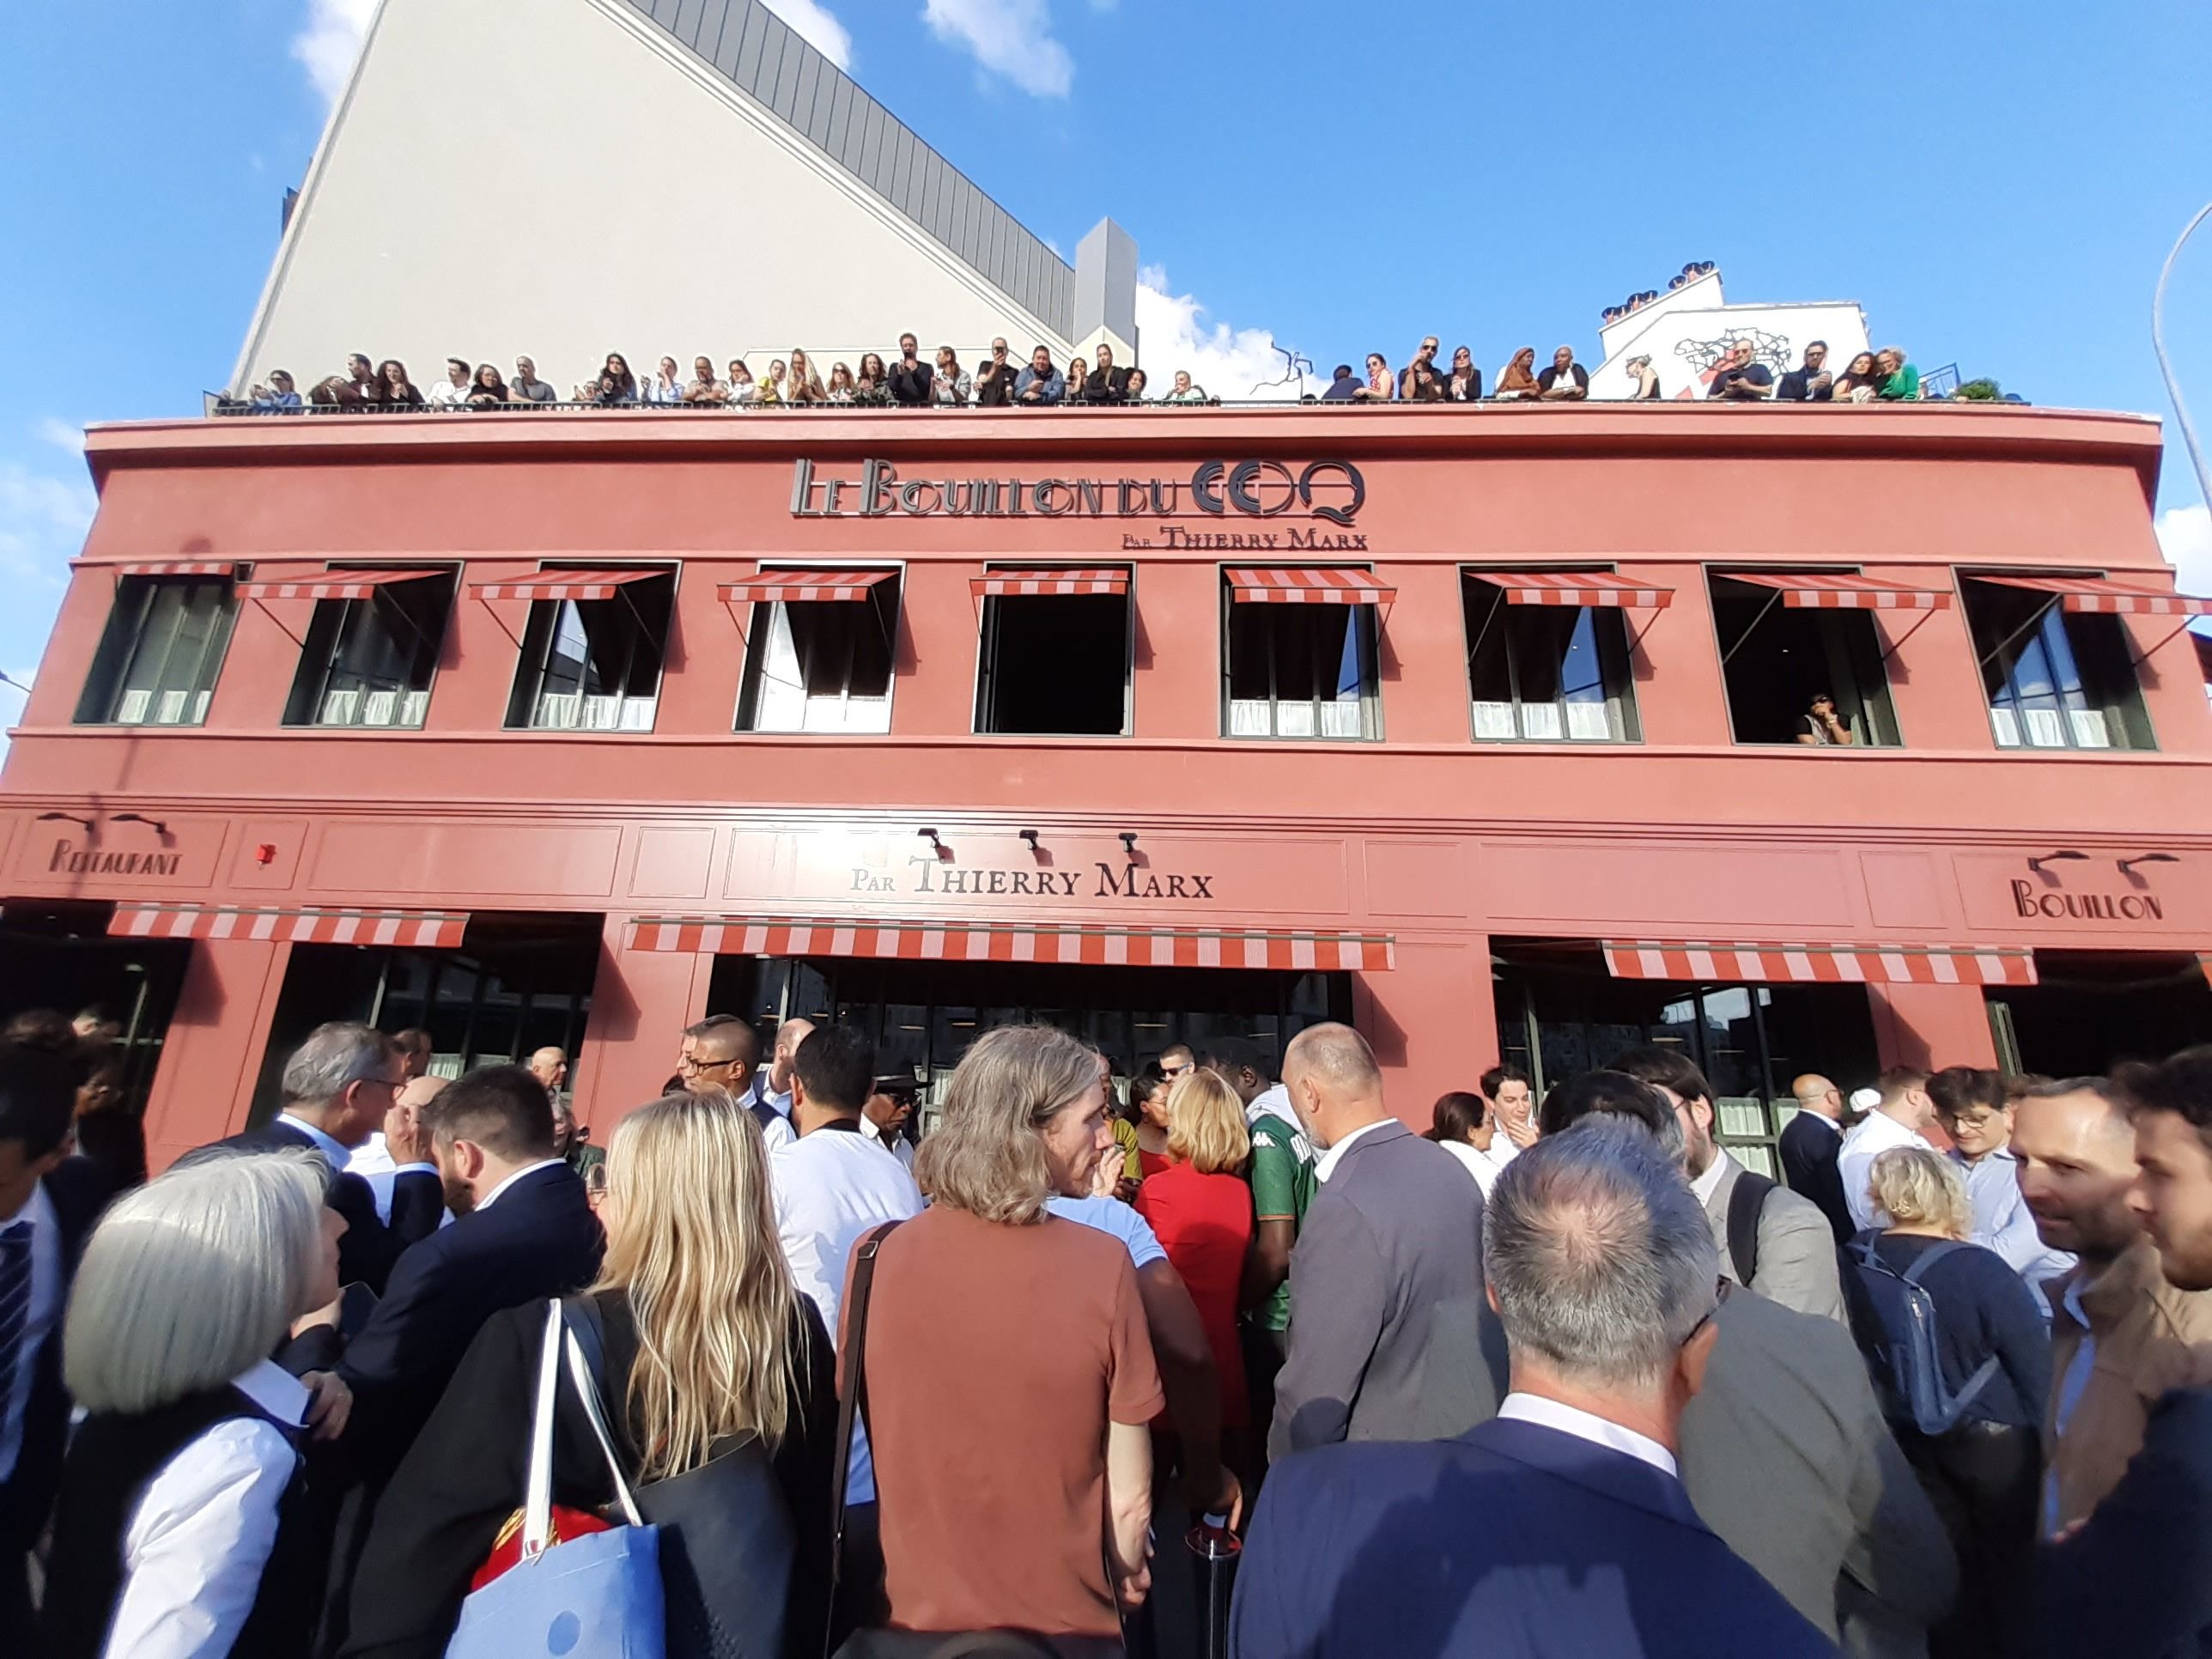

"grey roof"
[620,0,1074,337]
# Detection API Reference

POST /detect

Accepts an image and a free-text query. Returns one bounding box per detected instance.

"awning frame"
[1723,569,1954,664]
[1224,567,1397,623]
[1601,939,2039,987]
[237,565,453,653]
[109,903,470,949]
[468,565,672,652]
[1969,574,2210,671]
[1462,569,1674,670]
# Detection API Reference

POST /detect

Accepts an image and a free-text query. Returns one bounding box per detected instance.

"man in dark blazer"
[322,1064,603,1653]
[1232,1122,1832,1658]
[0,1040,110,1644]
[191,1021,443,1293]
[1267,1024,1482,1462]
[1781,1073,1855,1244]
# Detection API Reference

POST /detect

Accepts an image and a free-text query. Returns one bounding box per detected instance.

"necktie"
[0,1220,33,1412]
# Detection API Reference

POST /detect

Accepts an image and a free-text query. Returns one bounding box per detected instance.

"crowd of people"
[2,1002,2208,1657]
[233,332,1932,416]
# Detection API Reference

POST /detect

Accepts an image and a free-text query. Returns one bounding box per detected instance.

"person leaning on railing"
[249,370,302,411]
[684,355,728,405]
[1624,355,1662,399]
[1493,347,1540,400]
[1875,346,1922,401]
[930,344,971,405]
[1164,369,1207,404]
[1443,346,1482,403]
[464,364,507,409]
[787,347,826,404]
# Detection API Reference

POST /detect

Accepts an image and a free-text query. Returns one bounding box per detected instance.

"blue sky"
[2,0,2209,716]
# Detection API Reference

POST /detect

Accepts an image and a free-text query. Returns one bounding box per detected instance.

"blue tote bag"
[447,1302,667,1659]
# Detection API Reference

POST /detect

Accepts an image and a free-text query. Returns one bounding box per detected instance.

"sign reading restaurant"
[791,458,1366,537]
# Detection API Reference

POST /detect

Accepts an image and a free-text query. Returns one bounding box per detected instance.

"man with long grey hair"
[1231,1121,1832,1657]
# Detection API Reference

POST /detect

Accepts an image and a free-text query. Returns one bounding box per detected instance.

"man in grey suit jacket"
[1613,1046,1846,1322]
[1267,1024,1483,1462]
[1419,1067,1955,1656]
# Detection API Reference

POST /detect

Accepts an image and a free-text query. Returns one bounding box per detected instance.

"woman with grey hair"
[843,1024,1160,1649]
[39,1152,347,1659]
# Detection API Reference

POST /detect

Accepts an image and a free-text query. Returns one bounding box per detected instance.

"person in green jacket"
[1875,346,1922,401]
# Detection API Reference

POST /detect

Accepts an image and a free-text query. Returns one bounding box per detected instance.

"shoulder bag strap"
[1726,1169,1777,1287]
[520,1302,565,1560]
[558,1299,646,1527]
[826,1219,903,1650]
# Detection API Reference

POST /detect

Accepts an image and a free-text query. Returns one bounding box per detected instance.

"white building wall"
[1589,272,1871,402]
[231,0,1075,398]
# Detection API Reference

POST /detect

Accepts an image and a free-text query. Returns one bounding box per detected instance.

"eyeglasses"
[677,1054,739,1074]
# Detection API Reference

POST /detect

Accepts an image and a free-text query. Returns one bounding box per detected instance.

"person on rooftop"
[1443,346,1482,402]
[1353,353,1395,401]
[641,355,684,404]
[1875,347,1923,401]
[507,356,556,404]
[1493,347,1540,400]
[1538,345,1589,401]
[1122,367,1150,404]
[1624,355,1663,399]
[684,355,727,404]
[930,345,969,405]
[1080,342,1130,405]
[1398,337,1445,401]
[249,370,301,410]
[1778,342,1834,402]
[1833,351,1882,402]
[786,348,825,404]
[855,353,890,403]
[1015,344,1065,406]
[760,358,788,404]
[1164,369,1206,404]
[312,353,383,409]
[597,352,638,403]
[826,362,859,404]
[378,358,424,409]
[464,363,507,409]
[1708,340,1775,401]
[1319,363,1359,402]
[974,337,1015,407]
[427,358,471,408]
[727,359,758,404]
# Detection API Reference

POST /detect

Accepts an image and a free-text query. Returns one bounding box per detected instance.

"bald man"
[1778,1073,1851,1244]
[1268,1023,1484,1462]
[761,1017,816,1124]
[527,1046,568,1097]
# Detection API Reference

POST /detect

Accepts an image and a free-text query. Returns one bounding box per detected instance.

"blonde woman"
[1133,1068,1254,1453]
[348,1090,838,1657]
[787,347,825,404]
[855,1024,1159,1643]
[1849,1146,2049,1656]
[41,1152,346,1657]
[826,361,859,404]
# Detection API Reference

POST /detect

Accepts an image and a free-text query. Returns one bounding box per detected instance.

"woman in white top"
[931,345,972,404]
[1425,1089,1517,1197]
[41,1151,349,1659]
[825,361,859,404]
[1164,369,1208,404]
[728,359,759,404]
[643,355,685,404]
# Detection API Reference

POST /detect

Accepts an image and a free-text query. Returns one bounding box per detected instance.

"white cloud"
[765,0,854,70]
[922,0,1073,98]
[1133,267,1305,402]
[36,417,83,455]
[292,0,377,105]
[2158,501,2210,596]
[0,462,93,592]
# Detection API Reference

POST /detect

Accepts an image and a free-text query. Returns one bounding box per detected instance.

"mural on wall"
[1676,327,1796,376]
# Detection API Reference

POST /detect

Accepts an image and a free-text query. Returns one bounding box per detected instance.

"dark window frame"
[503,566,676,732]
[733,566,903,734]
[972,565,1134,738]
[1461,572,1643,744]
[74,573,241,727]
[283,568,456,729]
[1220,572,1383,742]
[1709,569,1904,748]
[1960,573,2156,752]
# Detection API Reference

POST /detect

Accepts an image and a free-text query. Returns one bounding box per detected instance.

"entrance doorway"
[0,900,191,1109]
[1987,951,2211,1077]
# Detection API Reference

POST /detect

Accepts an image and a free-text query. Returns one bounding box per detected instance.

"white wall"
[1590,298,1872,401]
[232,0,1073,398]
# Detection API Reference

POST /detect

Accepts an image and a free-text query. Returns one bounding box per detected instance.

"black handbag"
[565,1295,800,1659]
[827,1225,1127,1659]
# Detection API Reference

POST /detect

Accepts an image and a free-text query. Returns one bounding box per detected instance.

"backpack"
[1846,1238,1999,1437]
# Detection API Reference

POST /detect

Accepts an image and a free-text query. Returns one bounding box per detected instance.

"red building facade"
[4,402,2208,1176]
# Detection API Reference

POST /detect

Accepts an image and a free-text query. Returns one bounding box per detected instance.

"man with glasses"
[678,1013,791,1151]
[1778,341,1834,403]
[974,337,1015,407]
[187,1021,441,1292]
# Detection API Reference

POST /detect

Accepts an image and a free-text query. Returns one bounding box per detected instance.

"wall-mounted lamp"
[1018,829,1042,852]
[111,812,169,836]
[2026,849,2090,875]
[35,811,94,830]
[2118,852,2179,876]
[1119,831,1139,860]
[916,827,943,850]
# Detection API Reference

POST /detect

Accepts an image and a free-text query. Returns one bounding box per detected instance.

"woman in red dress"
[1134,1067,1254,1463]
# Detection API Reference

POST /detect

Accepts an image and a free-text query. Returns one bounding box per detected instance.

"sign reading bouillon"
[791,458,1366,536]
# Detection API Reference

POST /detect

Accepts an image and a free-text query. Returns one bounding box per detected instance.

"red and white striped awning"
[1602,940,2037,986]
[1472,570,1674,609]
[971,568,1130,599]
[718,569,897,605]
[467,568,665,603]
[235,568,446,601]
[110,904,469,948]
[628,916,1395,971]
[1729,571,1954,611]
[1225,568,1396,606]
[114,561,236,578]
[1975,575,2212,617]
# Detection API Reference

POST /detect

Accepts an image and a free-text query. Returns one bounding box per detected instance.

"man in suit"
[1232,1120,1833,1658]
[1267,1023,1482,1461]
[1414,1070,1955,1655]
[0,1039,110,1643]
[192,1022,442,1293]
[1612,1045,1846,1322]
[1782,1073,1855,1244]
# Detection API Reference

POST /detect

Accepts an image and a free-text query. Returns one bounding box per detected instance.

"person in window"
[786,348,825,405]
[1778,342,1834,402]
[930,346,970,405]
[1844,1147,2050,1659]
[1796,691,1856,745]
[248,370,302,411]
[1833,351,1882,402]
[1442,346,1482,403]
[312,353,384,409]
[889,333,933,406]
[427,358,471,408]
[1876,346,1923,401]
[684,355,727,405]
[728,360,760,404]
[462,364,507,409]
[1708,340,1775,400]
[597,353,638,403]
[1492,347,1540,400]
[507,356,556,404]
[641,355,684,405]
[1538,345,1589,401]
[826,362,860,404]
[1163,369,1206,404]
[1079,343,1129,405]
[1319,363,1360,402]
[1623,354,1662,399]
[1353,352,1395,401]
[760,358,788,405]
[974,338,1016,407]
[1014,344,1064,406]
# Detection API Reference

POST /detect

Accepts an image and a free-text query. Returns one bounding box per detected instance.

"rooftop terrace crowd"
[230,331,1935,415]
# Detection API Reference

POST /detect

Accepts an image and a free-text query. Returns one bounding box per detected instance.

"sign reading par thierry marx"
[792,459,1368,549]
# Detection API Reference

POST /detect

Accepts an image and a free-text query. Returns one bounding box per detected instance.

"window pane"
[96,578,234,726]
[511,576,669,731]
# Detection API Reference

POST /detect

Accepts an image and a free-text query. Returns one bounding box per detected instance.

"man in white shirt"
[426,357,471,406]
[771,1025,920,1626]
[347,1074,450,1227]
[759,1018,814,1125]
[1838,1066,1938,1231]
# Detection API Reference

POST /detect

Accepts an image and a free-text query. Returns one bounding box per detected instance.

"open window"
[74,568,240,726]
[973,567,1131,736]
[1223,568,1389,740]
[1962,575,2156,751]
[1462,571,1648,742]
[272,568,454,729]
[1711,571,1905,746]
[731,568,900,734]
[497,567,673,732]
